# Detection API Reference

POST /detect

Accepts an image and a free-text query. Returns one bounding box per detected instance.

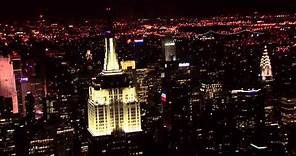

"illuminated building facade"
[135,69,149,104]
[161,37,194,132]
[0,97,17,156]
[163,39,177,62]
[87,15,144,154]
[120,60,136,70]
[0,56,18,113]
[21,59,46,118]
[260,46,273,81]
[228,88,266,153]
[10,52,24,115]
[278,97,296,154]
[28,137,54,155]
[87,36,141,137]
[160,39,203,155]
[26,125,75,156]
[199,82,224,122]
[279,97,296,125]
[120,60,149,104]
[200,83,223,100]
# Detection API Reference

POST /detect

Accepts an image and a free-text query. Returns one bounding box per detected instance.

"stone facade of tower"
[87,37,141,137]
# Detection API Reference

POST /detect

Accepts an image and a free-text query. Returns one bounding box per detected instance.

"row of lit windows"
[30,145,51,150]
[30,139,54,144]
[91,94,136,103]
[56,128,74,134]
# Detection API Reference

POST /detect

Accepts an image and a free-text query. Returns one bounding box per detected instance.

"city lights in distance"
[231,89,261,94]
[134,39,144,43]
[250,143,267,150]
[161,93,167,104]
[20,77,29,82]
[178,63,190,67]
[165,42,175,46]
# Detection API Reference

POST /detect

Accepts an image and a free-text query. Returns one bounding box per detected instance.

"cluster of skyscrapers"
[0,6,296,156]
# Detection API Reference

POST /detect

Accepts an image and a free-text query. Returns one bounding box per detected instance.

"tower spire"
[102,6,122,75]
[260,46,273,81]
[103,37,121,73]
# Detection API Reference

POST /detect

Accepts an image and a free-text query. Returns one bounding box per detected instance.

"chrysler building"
[260,46,273,81]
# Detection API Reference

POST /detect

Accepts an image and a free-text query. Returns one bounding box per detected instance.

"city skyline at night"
[0,1,296,156]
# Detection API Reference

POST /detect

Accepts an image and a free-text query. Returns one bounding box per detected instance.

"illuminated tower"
[260,46,273,81]
[0,55,18,113]
[86,50,93,61]
[86,49,94,71]
[10,51,24,115]
[87,30,141,137]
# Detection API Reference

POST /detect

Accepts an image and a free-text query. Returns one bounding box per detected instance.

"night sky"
[1,0,296,20]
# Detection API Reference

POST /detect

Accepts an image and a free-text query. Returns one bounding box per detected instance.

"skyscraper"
[260,46,273,81]
[87,5,141,138]
[10,51,24,115]
[0,97,17,156]
[87,36,141,137]
[87,10,144,154]
[163,39,177,62]
[279,97,296,126]
[25,92,35,125]
[0,55,18,113]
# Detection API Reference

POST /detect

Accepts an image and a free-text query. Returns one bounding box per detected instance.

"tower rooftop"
[102,37,122,75]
